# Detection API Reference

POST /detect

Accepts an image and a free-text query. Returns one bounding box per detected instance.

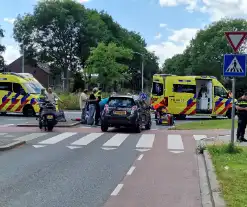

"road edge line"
[203,150,226,207]
[0,140,26,151]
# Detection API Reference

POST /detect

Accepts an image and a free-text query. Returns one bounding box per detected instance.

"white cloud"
[154,33,162,39]
[159,23,167,28]
[159,0,198,11]
[76,0,91,3]
[159,0,247,21]
[147,27,199,65]
[3,18,16,24]
[2,44,20,64]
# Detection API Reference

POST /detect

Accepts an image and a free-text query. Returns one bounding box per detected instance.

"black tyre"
[101,123,108,132]
[47,125,54,131]
[23,105,35,117]
[212,116,217,119]
[145,118,152,130]
[135,120,142,133]
[226,109,232,119]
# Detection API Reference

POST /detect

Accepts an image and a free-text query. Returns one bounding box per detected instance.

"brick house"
[6,56,52,88]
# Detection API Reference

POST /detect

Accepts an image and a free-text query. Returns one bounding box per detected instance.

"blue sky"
[0,0,245,64]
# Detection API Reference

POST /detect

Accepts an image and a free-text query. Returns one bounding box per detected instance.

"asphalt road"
[0,130,216,207]
[0,111,225,129]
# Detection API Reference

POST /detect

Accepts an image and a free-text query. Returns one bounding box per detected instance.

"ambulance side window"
[214,86,228,98]
[13,83,26,95]
[0,82,12,91]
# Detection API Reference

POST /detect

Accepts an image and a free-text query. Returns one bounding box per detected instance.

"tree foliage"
[162,18,247,97]
[85,42,133,91]
[13,0,159,92]
[0,26,5,68]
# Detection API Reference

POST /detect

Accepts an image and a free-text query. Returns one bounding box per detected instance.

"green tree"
[85,42,133,91]
[0,26,5,68]
[162,18,247,97]
[13,0,107,91]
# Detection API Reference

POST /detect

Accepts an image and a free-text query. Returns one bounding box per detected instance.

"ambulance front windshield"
[24,81,45,94]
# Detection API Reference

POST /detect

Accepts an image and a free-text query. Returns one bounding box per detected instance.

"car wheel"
[135,120,142,133]
[101,123,108,132]
[145,118,152,130]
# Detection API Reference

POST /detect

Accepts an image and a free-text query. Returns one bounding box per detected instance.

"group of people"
[79,87,113,125]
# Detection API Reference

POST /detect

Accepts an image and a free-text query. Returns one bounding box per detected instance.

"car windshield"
[108,97,135,108]
[23,82,45,94]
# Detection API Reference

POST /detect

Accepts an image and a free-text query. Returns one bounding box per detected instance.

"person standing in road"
[94,88,102,125]
[80,89,88,123]
[236,92,247,142]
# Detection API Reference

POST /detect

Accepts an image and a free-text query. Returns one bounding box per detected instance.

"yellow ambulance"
[0,72,45,116]
[151,74,233,119]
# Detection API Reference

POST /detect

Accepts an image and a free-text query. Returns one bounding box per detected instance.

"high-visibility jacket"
[236,98,247,116]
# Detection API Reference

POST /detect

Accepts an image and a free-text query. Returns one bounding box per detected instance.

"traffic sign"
[140,92,147,100]
[225,31,247,52]
[223,54,246,77]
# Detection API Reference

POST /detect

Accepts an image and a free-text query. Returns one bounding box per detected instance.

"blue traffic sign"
[140,92,147,100]
[223,54,246,77]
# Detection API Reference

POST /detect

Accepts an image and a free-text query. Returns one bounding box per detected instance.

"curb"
[197,154,213,207]
[0,140,26,151]
[203,150,226,207]
[16,122,81,127]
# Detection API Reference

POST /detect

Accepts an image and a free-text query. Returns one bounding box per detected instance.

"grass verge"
[171,119,237,130]
[207,144,246,207]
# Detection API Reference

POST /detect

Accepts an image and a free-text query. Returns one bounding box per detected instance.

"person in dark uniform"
[236,92,247,142]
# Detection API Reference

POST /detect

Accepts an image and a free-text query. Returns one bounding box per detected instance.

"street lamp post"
[132,51,144,92]
[21,41,24,73]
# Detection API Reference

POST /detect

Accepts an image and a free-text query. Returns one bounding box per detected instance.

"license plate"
[47,115,53,119]
[113,111,126,115]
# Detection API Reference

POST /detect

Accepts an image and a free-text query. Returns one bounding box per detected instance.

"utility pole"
[132,51,144,92]
[141,55,144,92]
[22,41,24,73]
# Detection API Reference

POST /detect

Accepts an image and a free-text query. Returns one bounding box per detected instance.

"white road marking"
[137,154,144,160]
[101,147,117,150]
[33,145,46,148]
[170,151,184,154]
[136,149,150,152]
[67,146,81,149]
[167,134,184,150]
[39,132,77,144]
[102,133,129,147]
[15,133,48,141]
[136,134,155,148]
[193,135,207,141]
[127,166,135,175]
[71,133,104,146]
[111,184,124,196]
[0,124,15,127]
[0,133,7,135]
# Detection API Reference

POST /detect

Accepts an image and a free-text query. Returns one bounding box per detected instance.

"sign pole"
[224,31,247,148]
[230,77,236,145]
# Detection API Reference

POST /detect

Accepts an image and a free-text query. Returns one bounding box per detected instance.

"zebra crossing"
[0,132,211,151]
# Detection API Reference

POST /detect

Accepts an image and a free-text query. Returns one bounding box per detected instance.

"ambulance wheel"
[226,108,234,119]
[0,112,7,115]
[175,114,186,120]
[23,105,35,117]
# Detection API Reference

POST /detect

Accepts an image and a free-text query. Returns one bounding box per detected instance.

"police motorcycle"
[38,99,58,131]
